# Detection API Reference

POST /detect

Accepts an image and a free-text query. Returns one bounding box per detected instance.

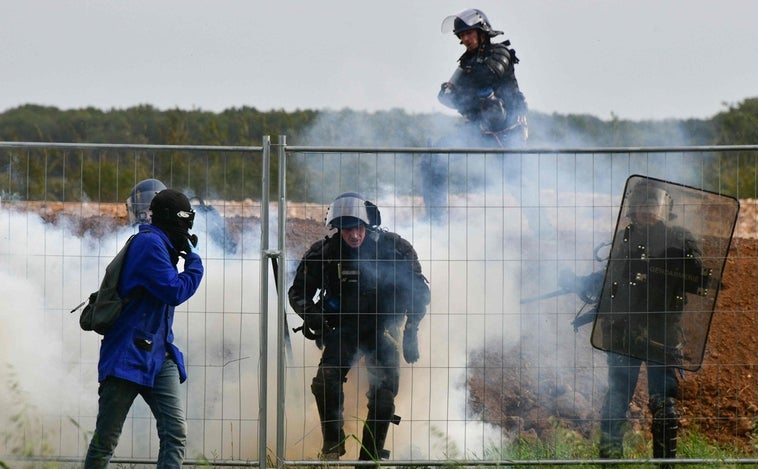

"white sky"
[2,0,757,121]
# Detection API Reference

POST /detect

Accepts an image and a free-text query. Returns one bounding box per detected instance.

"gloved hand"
[185,234,200,256]
[179,234,200,258]
[439,82,455,94]
[403,320,420,364]
[302,304,323,334]
[438,82,457,109]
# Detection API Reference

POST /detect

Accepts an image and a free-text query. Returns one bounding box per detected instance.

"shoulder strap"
[113,232,144,301]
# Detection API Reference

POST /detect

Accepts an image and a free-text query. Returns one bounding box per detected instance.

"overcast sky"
[2,0,757,121]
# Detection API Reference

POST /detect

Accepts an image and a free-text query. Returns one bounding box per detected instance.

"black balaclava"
[149,189,194,257]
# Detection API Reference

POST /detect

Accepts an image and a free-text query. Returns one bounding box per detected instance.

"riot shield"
[590,175,739,371]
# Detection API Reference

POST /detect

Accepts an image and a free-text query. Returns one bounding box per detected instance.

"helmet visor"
[126,189,158,225]
[325,194,370,229]
[627,185,672,223]
[441,9,485,33]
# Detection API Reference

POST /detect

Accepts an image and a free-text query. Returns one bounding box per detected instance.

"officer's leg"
[648,363,680,464]
[358,331,401,461]
[311,330,355,459]
[599,352,642,459]
[311,367,347,459]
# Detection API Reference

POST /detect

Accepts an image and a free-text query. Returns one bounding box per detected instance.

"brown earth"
[466,201,758,453]
[20,199,758,451]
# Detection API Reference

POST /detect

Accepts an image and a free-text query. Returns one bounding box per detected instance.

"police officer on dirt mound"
[288,192,431,462]
[438,8,528,147]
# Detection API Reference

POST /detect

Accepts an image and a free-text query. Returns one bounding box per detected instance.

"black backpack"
[76,233,143,334]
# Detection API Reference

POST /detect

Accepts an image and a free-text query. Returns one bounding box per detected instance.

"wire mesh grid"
[0,142,756,466]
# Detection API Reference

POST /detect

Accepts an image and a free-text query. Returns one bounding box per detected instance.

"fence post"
[259,135,271,469]
[275,135,288,468]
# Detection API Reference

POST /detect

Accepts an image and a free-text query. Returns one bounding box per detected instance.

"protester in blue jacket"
[85,188,204,469]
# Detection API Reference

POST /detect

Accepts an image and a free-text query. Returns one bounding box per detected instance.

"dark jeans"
[84,358,186,469]
[600,352,679,457]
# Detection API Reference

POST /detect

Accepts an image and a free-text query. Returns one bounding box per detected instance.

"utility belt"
[480,118,528,147]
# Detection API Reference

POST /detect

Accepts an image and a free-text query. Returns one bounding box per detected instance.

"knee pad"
[650,394,680,421]
[311,368,343,401]
[367,386,397,422]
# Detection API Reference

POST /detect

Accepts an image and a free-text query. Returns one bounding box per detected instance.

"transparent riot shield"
[590,175,739,371]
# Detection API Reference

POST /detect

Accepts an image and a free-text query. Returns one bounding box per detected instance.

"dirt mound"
[466,202,758,451]
[679,236,758,449]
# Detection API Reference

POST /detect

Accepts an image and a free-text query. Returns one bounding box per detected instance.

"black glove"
[403,321,420,364]
[302,304,323,334]
[179,234,199,258]
[438,82,457,109]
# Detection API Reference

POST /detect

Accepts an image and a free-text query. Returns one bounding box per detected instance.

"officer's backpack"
[78,233,142,334]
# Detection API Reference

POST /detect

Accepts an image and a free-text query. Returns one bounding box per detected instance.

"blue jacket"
[97,225,204,386]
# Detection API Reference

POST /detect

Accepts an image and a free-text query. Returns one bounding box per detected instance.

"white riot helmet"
[125,178,167,225]
[325,192,381,230]
[441,8,503,38]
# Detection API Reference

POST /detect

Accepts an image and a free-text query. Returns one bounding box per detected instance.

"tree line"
[0,99,757,201]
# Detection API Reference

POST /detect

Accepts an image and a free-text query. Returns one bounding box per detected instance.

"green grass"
[492,423,754,467]
[2,367,755,468]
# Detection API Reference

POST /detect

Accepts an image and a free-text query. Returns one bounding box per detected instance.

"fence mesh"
[0,142,757,466]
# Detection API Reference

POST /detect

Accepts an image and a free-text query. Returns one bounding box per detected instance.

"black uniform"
[288,229,430,460]
[425,37,529,223]
[594,220,703,461]
[438,40,527,145]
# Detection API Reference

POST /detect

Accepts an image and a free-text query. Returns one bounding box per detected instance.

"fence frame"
[2,139,758,467]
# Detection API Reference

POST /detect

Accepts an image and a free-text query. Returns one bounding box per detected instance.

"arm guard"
[489,42,528,119]
[484,43,512,80]
[381,232,430,324]
[288,237,330,317]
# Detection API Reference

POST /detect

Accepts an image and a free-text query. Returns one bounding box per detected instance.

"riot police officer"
[288,192,430,461]
[438,8,528,147]
[127,179,237,254]
[425,9,532,225]
[125,178,167,225]
[593,180,704,465]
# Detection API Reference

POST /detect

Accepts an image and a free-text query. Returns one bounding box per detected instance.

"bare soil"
[465,201,758,452]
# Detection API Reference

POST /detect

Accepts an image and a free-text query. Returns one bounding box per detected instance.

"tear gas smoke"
[0,110,707,461]
[0,205,263,460]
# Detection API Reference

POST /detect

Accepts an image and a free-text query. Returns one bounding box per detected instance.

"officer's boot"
[598,429,624,460]
[312,370,346,460]
[598,384,629,459]
[650,395,679,469]
[598,401,626,462]
[358,388,399,462]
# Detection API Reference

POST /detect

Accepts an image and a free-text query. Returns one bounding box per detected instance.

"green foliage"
[470,423,750,467]
[1,99,758,201]
[706,98,758,198]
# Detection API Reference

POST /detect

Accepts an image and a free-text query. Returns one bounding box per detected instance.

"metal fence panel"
[1,141,757,467]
